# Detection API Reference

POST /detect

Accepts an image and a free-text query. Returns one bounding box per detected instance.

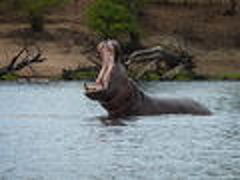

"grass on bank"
[1,71,240,81]
[0,73,19,81]
[211,72,240,80]
[60,71,240,81]
[62,69,97,80]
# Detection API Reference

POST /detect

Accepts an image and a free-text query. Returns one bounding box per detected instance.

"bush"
[25,0,71,32]
[86,0,148,48]
[0,73,19,81]
[1,0,70,32]
[62,67,98,80]
[86,0,138,39]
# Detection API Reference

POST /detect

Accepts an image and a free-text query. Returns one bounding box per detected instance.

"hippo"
[84,40,212,118]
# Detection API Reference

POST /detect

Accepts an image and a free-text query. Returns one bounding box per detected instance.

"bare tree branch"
[126,44,193,64]
[125,43,195,79]
[161,64,186,80]
[0,46,46,77]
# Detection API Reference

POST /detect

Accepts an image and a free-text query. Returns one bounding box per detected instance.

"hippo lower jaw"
[84,65,111,95]
[84,66,113,100]
[84,82,104,94]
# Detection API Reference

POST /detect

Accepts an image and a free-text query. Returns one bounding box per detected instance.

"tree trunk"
[128,31,142,51]
[224,0,238,16]
[230,0,237,15]
[29,14,44,32]
[126,45,195,80]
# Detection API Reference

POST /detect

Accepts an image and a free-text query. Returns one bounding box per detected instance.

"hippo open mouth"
[84,58,114,93]
[84,40,117,97]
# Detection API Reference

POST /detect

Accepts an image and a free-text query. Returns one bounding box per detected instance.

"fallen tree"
[126,44,195,80]
[0,47,46,78]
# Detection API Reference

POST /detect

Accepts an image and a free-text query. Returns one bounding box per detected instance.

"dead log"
[135,59,159,79]
[126,45,193,68]
[0,47,46,77]
[126,45,195,79]
[161,64,186,80]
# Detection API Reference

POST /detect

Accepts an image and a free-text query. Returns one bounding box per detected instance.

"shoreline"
[1,72,240,82]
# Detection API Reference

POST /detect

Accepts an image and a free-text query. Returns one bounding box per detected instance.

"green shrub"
[62,68,97,80]
[1,0,70,32]
[142,72,161,80]
[213,73,240,80]
[25,0,71,32]
[0,73,19,81]
[174,71,195,81]
[86,0,138,39]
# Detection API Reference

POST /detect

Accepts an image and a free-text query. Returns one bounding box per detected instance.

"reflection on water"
[0,81,240,180]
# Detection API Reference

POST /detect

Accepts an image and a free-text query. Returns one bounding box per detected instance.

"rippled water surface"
[0,81,240,180]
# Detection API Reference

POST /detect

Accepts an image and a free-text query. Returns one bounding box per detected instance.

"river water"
[0,81,240,180]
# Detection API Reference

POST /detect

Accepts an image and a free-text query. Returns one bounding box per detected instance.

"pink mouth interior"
[85,55,114,92]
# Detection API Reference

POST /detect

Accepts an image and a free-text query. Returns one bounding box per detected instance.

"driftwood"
[126,46,193,67]
[134,59,159,79]
[161,64,186,80]
[0,47,46,77]
[126,45,195,79]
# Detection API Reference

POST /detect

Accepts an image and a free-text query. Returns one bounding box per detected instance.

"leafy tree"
[87,0,137,38]
[86,0,147,48]
[1,0,71,32]
[23,0,71,32]
[114,0,147,15]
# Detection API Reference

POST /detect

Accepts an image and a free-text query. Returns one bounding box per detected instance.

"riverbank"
[0,3,239,81]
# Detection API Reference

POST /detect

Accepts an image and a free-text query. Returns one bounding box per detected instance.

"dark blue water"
[0,81,240,180]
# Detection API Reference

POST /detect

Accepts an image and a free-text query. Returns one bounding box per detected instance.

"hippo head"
[84,40,127,102]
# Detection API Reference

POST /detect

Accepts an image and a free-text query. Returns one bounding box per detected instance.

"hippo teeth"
[85,82,104,92]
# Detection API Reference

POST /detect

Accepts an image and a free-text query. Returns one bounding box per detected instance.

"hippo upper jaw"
[84,40,117,100]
